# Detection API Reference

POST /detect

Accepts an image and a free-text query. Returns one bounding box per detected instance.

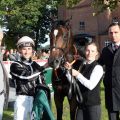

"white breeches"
[14,95,33,120]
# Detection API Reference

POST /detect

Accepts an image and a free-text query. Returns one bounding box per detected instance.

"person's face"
[1,49,5,54]
[85,44,98,62]
[19,46,33,59]
[108,25,120,43]
[10,49,13,54]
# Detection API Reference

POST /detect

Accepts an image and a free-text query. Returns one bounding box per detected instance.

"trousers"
[76,105,101,120]
[108,110,119,120]
[0,94,4,120]
[14,95,33,120]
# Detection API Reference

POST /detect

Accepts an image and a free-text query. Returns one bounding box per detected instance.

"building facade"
[58,0,120,50]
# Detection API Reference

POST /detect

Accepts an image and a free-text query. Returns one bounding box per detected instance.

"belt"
[0,90,4,95]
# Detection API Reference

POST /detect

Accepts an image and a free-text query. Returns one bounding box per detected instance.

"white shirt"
[66,65,104,90]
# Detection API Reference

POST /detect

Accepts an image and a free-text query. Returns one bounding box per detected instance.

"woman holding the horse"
[65,41,104,120]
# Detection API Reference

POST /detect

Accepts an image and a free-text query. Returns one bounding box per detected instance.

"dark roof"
[99,30,108,35]
[73,33,94,38]
[73,33,94,46]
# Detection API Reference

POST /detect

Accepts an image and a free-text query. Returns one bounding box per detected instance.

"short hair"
[108,22,120,30]
[85,41,100,60]
[85,41,100,52]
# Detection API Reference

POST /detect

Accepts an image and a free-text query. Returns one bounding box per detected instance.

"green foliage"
[66,0,81,8]
[0,0,48,33]
[92,0,119,15]
[60,0,119,14]
[65,0,119,14]
[0,0,57,49]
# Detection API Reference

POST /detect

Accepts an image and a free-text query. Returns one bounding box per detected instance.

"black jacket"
[98,43,120,111]
[10,57,44,96]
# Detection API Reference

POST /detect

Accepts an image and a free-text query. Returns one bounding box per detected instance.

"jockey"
[10,36,54,120]
[0,28,9,120]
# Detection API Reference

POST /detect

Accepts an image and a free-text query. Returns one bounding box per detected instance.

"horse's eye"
[63,33,68,40]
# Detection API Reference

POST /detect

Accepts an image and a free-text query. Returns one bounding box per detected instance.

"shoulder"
[32,61,40,66]
[32,61,45,72]
[102,44,112,52]
[10,61,23,69]
[94,64,103,72]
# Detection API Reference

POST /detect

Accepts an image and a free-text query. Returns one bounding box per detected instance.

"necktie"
[114,45,119,53]
[115,45,119,50]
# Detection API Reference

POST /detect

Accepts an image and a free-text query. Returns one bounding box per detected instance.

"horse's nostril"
[55,59,59,63]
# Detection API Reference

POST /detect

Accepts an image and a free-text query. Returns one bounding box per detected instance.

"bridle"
[49,21,83,103]
[50,25,77,65]
[49,24,78,98]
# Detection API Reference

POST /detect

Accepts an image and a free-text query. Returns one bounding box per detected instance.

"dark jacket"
[98,43,120,111]
[10,57,44,96]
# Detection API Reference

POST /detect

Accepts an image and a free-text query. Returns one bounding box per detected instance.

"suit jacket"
[98,43,120,111]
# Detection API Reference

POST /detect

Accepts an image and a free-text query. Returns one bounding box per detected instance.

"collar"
[84,60,95,64]
[19,56,33,65]
[112,43,120,51]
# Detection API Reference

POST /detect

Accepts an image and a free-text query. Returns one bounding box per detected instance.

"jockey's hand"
[71,69,80,77]
[64,62,72,70]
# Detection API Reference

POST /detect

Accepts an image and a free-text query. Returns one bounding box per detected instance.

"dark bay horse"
[49,20,83,120]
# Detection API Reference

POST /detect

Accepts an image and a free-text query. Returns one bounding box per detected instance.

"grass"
[3,108,13,120]
[3,81,108,120]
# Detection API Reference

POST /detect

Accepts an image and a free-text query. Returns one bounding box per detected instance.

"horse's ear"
[65,16,72,24]
[65,16,72,27]
[73,44,78,55]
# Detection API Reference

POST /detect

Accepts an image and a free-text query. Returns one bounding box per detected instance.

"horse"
[49,20,83,120]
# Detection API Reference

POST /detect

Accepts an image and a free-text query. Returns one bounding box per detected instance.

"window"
[79,21,85,30]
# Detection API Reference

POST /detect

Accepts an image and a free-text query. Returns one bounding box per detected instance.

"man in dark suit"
[98,22,120,120]
[0,28,9,120]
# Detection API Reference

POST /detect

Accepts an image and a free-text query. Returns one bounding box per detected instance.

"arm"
[10,62,40,81]
[76,65,103,90]
[66,65,104,90]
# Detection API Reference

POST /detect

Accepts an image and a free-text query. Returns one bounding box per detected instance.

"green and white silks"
[31,90,55,120]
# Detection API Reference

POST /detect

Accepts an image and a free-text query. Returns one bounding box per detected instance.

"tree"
[0,0,48,34]
[62,0,120,14]
[0,0,57,49]
[92,0,120,15]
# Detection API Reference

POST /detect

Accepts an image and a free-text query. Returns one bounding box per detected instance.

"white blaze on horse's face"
[54,29,58,37]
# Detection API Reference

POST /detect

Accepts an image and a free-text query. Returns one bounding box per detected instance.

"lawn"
[3,82,108,120]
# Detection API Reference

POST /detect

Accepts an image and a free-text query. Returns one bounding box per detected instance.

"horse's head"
[49,20,77,69]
